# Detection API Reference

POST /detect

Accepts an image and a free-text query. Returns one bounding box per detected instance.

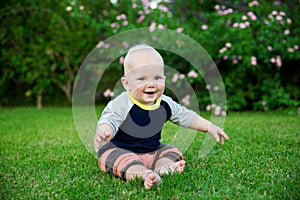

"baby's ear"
[121,76,129,90]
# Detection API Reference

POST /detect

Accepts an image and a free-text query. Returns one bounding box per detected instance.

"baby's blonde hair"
[123,44,163,75]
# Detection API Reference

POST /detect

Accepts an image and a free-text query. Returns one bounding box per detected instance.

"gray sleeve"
[97,92,133,137]
[161,95,197,127]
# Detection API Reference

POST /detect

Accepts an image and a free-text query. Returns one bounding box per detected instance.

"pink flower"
[223,55,228,60]
[272,11,278,15]
[144,9,150,15]
[294,45,299,50]
[66,6,72,11]
[188,70,198,78]
[206,105,212,111]
[96,41,104,48]
[251,56,257,66]
[244,21,250,26]
[119,56,124,65]
[239,23,246,29]
[249,1,259,7]
[142,0,151,8]
[250,15,257,21]
[214,109,221,116]
[221,110,226,116]
[122,21,128,26]
[219,47,227,54]
[225,42,232,48]
[103,89,114,97]
[181,95,190,107]
[176,27,184,33]
[214,5,220,10]
[242,16,248,20]
[158,24,165,30]
[122,41,129,48]
[267,46,273,51]
[137,15,145,23]
[172,74,179,83]
[262,101,266,106]
[276,15,283,21]
[158,5,169,13]
[276,55,282,67]
[111,23,117,28]
[279,11,286,16]
[149,21,156,32]
[132,3,137,9]
[270,58,276,63]
[179,74,185,79]
[233,23,239,28]
[213,86,219,91]
[121,14,127,20]
[284,29,290,35]
[201,24,208,30]
[273,1,281,5]
[227,8,233,14]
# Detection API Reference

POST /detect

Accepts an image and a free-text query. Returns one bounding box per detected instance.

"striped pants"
[98,142,183,180]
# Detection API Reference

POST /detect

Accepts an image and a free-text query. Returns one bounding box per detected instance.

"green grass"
[1,107,299,199]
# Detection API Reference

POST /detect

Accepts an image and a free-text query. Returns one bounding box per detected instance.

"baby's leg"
[98,143,161,189]
[153,143,186,175]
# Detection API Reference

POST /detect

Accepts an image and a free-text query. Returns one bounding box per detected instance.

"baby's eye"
[154,76,163,80]
[137,77,145,81]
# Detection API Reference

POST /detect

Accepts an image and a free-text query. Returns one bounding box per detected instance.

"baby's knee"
[157,144,183,162]
[98,147,143,180]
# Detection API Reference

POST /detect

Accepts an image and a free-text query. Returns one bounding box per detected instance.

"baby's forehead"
[124,46,164,73]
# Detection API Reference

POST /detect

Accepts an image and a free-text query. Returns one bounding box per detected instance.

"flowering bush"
[63,0,300,112]
[5,0,298,111]
[169,0,300,111]
[93,0,299,112]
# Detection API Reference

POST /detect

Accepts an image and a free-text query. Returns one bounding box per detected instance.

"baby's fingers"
[104,131,112,139]
[219,130,229,145]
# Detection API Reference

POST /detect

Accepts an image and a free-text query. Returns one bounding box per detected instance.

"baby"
[94,44,229,189]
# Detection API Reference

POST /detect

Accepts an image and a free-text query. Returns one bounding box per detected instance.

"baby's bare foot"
[176,160,186,173]
[144,172,162,190]
[157,160,186,175]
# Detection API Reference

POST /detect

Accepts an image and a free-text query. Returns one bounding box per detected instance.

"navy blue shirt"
[111,101,172,153]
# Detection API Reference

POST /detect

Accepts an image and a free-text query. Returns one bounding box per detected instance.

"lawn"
[0,107,299,199]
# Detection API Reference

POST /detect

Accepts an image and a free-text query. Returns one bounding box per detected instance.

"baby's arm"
[94,123,114,152]
[189,115,229,145]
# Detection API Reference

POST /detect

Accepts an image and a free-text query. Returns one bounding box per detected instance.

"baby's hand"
[208,124,229,145]
[94,127,113,152]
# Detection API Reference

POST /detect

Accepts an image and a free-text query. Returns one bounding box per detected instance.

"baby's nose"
[146,82,155,87]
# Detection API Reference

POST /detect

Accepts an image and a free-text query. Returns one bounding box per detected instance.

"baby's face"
[122,49,165,105]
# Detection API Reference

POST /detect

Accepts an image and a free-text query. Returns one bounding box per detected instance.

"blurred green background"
[1,0,299,112]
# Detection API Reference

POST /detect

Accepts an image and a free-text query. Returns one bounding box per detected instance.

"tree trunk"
[37,94,43,109]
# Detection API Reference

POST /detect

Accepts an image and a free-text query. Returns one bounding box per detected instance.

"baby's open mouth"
[145,91,156,95]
